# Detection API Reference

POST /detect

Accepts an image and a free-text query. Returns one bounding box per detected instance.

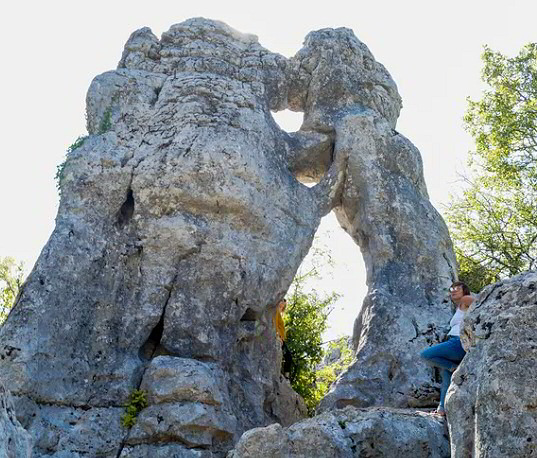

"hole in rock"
[116,189,135,228]
[272,109,333,185]
[293,211,366,344]
[271,110,303,133]
[139,311,165,361]
[240,308,259,322]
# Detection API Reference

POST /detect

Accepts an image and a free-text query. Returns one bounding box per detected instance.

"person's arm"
[459,295,474,310]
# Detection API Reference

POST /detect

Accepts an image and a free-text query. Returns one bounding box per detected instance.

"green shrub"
[284,284,338,416]
[121,389,148,428]
[55,136,88,195]
[98,107,113,134]
[0,257,25,325]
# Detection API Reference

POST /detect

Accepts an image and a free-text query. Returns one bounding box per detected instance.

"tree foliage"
[0,257,25,325]
[446,43,537,290]
[284,281,338,415]
[282,241,342,415]
[314,337,353,404]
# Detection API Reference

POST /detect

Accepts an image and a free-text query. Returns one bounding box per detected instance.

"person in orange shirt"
[274,299,292,378]
[274,299,287,341]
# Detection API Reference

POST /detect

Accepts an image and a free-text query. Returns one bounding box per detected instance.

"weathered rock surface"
[227,406,450,458]
[0,18,333,457]
[447,271,537,457]
[120,444,213,458]
[296,29,457,410]
[0,17,456,456]
[0,385,32,458]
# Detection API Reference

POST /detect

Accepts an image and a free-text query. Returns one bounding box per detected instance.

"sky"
[1,0,535,339]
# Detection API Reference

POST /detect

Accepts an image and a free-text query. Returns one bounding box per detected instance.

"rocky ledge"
[227,406,449,458]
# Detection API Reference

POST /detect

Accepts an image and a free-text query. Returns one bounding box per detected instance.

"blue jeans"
[420,336,466,410]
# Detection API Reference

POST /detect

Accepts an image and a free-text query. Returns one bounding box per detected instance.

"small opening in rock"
[139,312,165,361]
[388,365,396,381]
[240,308,259,322]
[116,189,135,229]
[271,110,303,133]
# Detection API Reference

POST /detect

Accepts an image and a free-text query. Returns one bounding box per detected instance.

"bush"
[121,389,148,428]
[314,337,353,402]
[284,272,339,415]
[55,135,88,195]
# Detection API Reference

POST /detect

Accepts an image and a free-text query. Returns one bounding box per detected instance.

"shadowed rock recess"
[1,18,460,457]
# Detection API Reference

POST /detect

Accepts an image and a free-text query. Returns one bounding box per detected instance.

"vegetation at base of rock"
[120,389,148,428]
[446,43,537,292]
[283,245,341,415]
[0,257,25,325]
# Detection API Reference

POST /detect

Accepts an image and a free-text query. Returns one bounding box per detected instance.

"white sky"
[1,0,535,339]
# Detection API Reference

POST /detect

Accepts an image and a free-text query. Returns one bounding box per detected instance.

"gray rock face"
[0,18,455,456]
[296,29,457,411]
[446,271,537,458]
[0,18,334,457]
[227,406,450,458]
[120,445,213,458]
[0,385,32,458]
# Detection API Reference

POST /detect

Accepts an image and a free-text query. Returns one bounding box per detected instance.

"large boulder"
[227,406,450,458]
[0,18,339,457]
[446,271,537,457]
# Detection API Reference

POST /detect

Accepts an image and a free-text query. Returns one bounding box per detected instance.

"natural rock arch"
[0,18,456,456]
[279,25,458,411]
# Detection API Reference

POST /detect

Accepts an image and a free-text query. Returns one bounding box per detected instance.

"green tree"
[283,244,340,415]
[446,43,537,291]
[0,257,25,325]
[314,337,353,404]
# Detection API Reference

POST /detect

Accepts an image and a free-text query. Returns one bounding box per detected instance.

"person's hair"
[451,281,471,296]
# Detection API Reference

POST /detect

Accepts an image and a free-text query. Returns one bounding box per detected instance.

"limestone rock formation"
[227,406,450,458]
[294,28,457,411]
[0,18,456,456]
[0,384,32,458]
[447,271,537,458]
